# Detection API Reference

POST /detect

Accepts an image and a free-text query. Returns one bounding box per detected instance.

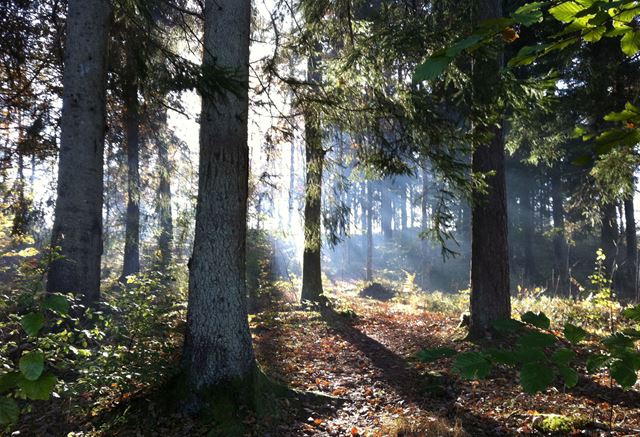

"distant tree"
[47,0,111,303]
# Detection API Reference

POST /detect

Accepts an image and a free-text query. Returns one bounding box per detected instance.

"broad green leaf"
[492,318,525,333]
[513,346,547,364]
[518,331,557,348]
[43,294,70,315]
[582,25,606,42]
[487,348,519,365]
[413,55,451,83]
[552,348,576,366]
[520,363,555,394]
[610,359,638,388]
[622,304,640,321]
[564,323,588,344]
[416,347,457,363]
[0,372,20,393]
[0,396,19,425]
[445,34,484,57]
[558,365,579,388]
[586,354,611,373]
[513,2,546,25]
[20,312,44,337]
[521,311,551,329]
[453,352,492,379]
[549,1,584,22]
[621,30,640,56]
[19,352,44,381]
[16,373,57,401]
[602,333,635,351]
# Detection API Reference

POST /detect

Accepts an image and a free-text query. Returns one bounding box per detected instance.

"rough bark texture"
[520,182,538,284]
[156,111,173,273]
[469,0,511,337]
[624,196,637,300]
[551,170,569,295]
[47,0,111,303]
[301,55,325,304]
[181,0,255,398]
[121,39,141,280]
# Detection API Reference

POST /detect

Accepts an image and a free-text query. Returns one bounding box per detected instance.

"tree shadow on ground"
[319,306,511,436]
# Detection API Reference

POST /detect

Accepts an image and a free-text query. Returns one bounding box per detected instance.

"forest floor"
[8,281,640,436]
[247,283,640,437]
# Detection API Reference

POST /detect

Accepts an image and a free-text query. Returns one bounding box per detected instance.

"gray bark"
[156,111,173,273]
[47,0,111,304]
[301,54,326,304]
[469,0,511,337]
[121,38,141,280]
[181,0,255,396]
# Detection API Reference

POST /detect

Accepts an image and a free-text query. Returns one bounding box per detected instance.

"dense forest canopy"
[1,0,640,435]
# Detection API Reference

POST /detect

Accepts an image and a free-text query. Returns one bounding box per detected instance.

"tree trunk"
[469,0,511,337]
[47,0,111,304]
[521,183,537,285]
[601,202,619,274]
[121,39,141,280]
[399,178,407,231]
[366,179,373,282]
[380,179,393,240]
[301,54,325,305]
[551,170,569,295]
[181,0,255,404]
[156,111,173,273]
[624,196,637,300]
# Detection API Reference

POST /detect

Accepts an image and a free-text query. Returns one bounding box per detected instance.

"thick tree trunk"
[551,171,569,295]
[301,55,325,305]
[469,0,511,337]
[181,0,255,403]
[121,40,141,280]
[156,111,173,273]
[366,180,373,282]
[47,0,111,304]
[624,196,637,300]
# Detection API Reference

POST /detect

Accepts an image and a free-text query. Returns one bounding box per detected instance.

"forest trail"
[250,287,640,436]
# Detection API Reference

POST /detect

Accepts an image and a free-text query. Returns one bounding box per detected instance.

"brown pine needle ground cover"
[252,284,640,436]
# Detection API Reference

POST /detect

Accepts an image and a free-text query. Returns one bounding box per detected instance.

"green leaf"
[602,333,635,351]
[43,294,70,315]
[0,372,20,393]
[415,347,457,363]
[20,312,44,337]
[621,30,640,56]
[518,331,557,348]
[586,354,611,373]
[520,363,555,394]
[445,34,484,58]
[487,348,519,365]
[552,348,576,366]
[558,365,579,388]
[582,25,606,42]
[492,318,525,334]
[413,55,452,83]
[611,359,638,388]
[521,311,551,329]
[564,323,588,344]
[0,396,19,425]
[513,346,547,364]
[453,352,492,379]
[19,352,44,381]
[549,1,584,22]
[622,304,640,321]
[16,373,57,401]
